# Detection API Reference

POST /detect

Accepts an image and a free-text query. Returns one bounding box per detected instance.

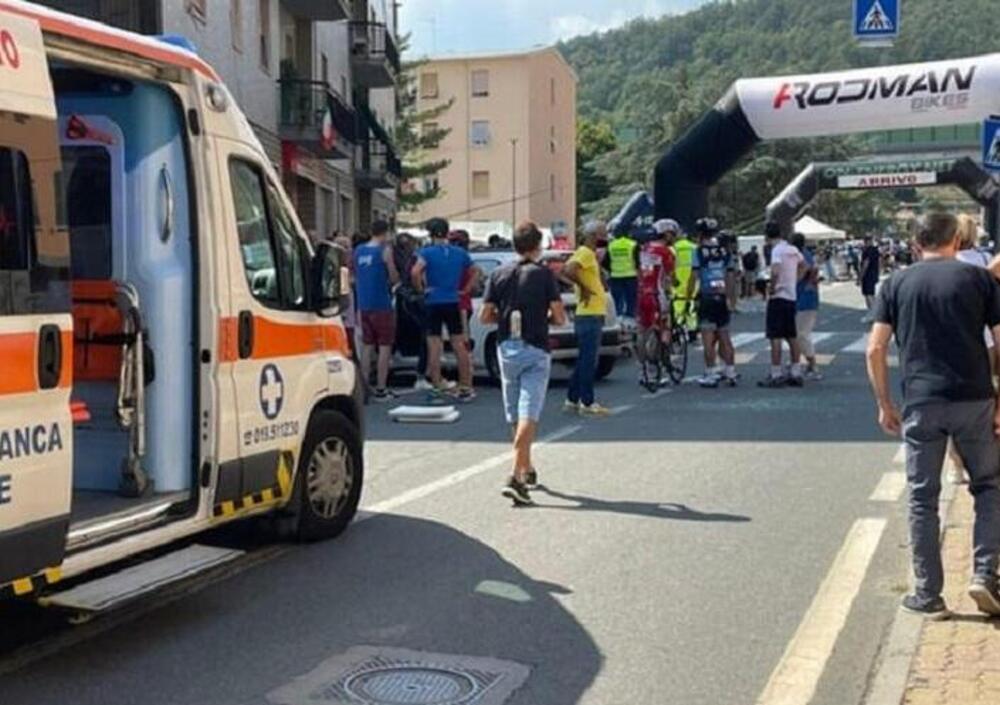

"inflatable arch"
[653,54,1000,231]
[766,156,1000,239]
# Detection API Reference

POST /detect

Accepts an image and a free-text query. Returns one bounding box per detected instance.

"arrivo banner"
[0,11,56,119]
[837,172,938,189]
[735,54,1000,140]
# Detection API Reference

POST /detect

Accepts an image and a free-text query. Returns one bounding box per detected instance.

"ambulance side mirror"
[312,242,350,318]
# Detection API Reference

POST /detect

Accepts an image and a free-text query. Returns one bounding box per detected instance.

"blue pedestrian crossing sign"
[854,0,899,42]
[983,118,1000,172]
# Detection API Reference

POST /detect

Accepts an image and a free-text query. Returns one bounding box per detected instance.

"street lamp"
[511,137,518,234]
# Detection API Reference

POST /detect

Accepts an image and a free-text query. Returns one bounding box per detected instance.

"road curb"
[862,466,958,705]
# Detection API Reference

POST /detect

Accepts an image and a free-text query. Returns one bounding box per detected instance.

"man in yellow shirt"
[562,221,612,416]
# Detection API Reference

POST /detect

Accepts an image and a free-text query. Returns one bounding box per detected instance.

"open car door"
[0,9,73,594]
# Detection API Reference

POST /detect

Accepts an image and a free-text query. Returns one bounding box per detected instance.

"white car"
[392,250,625,384]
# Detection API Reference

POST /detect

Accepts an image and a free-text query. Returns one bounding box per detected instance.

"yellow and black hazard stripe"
[212,451,295,519]
[0,566,62,600]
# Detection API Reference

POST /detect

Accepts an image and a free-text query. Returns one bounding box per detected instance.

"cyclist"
[636,220,679,382]
[686,218,738,388]
[672,225,699,342]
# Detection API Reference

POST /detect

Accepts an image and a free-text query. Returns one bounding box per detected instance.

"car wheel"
[485,334,502,386]
[289,410,363,542]
[596,355,617,381]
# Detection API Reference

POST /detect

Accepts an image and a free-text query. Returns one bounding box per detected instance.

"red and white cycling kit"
[637,241,675,329]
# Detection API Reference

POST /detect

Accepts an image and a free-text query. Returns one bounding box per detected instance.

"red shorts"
[360,310,396,346]
[637,292,668,329]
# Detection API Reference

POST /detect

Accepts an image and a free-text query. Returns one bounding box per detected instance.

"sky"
[399,0,711,57]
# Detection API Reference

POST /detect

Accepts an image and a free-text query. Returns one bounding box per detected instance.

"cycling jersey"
[692,239,734,299]
[637,241,675,328]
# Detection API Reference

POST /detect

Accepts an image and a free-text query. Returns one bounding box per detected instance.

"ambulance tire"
[291,410,363,542]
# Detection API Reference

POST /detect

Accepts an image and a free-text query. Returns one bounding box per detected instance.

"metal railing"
[348,21,401,76]
[278,79,357,144]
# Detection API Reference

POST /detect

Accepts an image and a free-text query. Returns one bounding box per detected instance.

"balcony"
[355,104,401,189]
[281,0,351,21]
[278,80,356,160]
[349,21,401,88]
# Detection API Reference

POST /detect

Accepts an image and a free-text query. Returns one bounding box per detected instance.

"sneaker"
[525,468,539,488]
[441,379,459,391]
[720,375,738,388]
[901,594,950,620]
[579,403,612,417]
[563,400,580,413]
[968,577,1000,616]
[501,477,534,506]
[455,387,476,403]
[698,374,720,388]
[413,377,433,391]
[757,376,788,389]
[786,375,805,388]
[371,388,398,403]
[806,370,824,382]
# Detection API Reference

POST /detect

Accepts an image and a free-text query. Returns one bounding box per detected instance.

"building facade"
[410,48,577,237]
[35,0,401,238]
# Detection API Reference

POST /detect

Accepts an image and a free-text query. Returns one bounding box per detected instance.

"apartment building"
[34,0,401,237]
[410,47,577,237]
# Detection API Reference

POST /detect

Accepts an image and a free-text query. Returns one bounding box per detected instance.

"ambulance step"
[39,545,244,612]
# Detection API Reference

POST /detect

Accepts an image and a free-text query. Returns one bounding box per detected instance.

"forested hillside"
[561,0,1000,231]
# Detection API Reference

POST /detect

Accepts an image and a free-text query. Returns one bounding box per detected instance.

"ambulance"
[0,1,363,610]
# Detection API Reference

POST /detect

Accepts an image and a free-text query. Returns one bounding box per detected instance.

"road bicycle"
[634,297,689,392]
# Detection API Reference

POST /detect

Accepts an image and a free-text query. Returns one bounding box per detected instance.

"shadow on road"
[533,487,751,523]
[0,515,602,705]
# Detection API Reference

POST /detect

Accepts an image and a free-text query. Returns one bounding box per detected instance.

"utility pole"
[511,137,518,234]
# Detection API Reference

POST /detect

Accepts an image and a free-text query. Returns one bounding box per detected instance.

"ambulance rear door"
[0,10,73,592]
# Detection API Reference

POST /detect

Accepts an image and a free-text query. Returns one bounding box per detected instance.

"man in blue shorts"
[412,217,475,402]
[480,221,567,505]
[686,218,738,388]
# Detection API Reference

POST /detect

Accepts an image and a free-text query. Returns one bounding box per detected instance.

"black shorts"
[425,303,465,337]
[698,295,730,331]
[861,278,878,297]
[766,298,798,340]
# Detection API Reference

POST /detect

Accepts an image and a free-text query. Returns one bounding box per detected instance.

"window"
[471,69,489,97]
[472,171,490,199]
[186,0,207,22]
[550,174,556,202]
[550,77,556,106]
[423,175,439,193]
[470,120,491,148]
[229,159,308,310]
[550,126,556,154]
[258,0,271,72]
[62,146,112,280]
[231,0,242,51]
[420,72,439,99]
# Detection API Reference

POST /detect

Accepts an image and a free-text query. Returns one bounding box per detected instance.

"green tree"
[394,41,454,215]
[576,118,617,214]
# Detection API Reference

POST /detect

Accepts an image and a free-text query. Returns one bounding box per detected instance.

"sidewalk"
[903,488,1000,705]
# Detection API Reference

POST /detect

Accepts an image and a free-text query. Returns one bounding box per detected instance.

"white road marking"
[610,404,635,415]
[359,424,583,519]
[809,333,834,347]
[869,472,907,502]
[892,443,906,465]
[843,334,869,353]
[640,387,674,400]
[731,332,766,348]
[755,517,887,705]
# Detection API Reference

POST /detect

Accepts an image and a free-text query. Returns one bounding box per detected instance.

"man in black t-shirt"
[480,221,567,506]
[867,212,1000,619]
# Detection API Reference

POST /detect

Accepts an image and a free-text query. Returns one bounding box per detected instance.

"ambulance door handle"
[238,311,254,360]
[37,324,62,390]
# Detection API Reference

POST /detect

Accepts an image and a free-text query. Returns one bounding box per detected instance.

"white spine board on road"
[388,406,461,424]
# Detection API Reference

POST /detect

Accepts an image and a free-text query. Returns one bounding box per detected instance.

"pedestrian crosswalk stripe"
[869,472,906,502]
[731,332,765,348]
[843,335,869,353]
[810,333,835,347]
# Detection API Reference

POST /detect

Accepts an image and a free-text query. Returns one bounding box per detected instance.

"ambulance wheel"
[292,410,363,542]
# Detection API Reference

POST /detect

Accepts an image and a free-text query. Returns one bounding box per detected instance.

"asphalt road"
[0,282,915,705]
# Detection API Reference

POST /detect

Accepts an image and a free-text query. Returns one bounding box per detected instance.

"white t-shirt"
[770,240,804,302]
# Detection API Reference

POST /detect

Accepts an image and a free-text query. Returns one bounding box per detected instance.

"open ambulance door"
[0,9,73,595]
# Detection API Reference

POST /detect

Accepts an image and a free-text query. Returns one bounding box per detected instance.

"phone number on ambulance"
[244,421,300,447]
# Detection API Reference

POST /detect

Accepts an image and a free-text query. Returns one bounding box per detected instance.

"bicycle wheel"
[637,329,661,392]
[665,325,688,384]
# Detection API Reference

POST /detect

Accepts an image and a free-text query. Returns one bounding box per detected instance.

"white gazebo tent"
[794,215,847,242]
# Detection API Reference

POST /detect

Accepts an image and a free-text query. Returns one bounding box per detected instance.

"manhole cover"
[268,647,531,705]
[345,666,476,704]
